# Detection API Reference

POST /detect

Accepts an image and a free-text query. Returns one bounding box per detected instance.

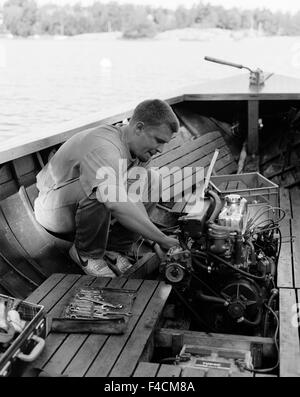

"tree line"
[1,0,300,38]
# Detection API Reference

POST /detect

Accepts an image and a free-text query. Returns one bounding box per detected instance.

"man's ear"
[134,121,144,135]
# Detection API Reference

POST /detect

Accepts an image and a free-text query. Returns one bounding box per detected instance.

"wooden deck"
[21,274,171,377]
[277,185,300,377]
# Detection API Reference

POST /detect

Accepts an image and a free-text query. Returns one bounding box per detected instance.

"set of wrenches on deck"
[65,289,132,320]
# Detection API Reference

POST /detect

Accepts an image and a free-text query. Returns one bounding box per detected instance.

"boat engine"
[160,190,281,336]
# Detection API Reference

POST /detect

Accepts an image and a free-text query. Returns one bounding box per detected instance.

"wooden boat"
[0,64,300,377]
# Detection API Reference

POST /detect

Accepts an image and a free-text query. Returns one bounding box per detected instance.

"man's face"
[133,123,173,162]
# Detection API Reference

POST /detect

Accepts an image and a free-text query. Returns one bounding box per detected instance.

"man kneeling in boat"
[34,99,179,277]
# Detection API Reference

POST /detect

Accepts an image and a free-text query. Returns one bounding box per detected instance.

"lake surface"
[1,33,300,144]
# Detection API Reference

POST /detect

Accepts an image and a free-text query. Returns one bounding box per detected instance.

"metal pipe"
[204,56,253,73]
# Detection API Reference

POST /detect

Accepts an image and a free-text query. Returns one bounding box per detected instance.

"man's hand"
[159,236,180,252]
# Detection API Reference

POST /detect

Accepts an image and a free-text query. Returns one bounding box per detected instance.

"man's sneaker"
[105,251,133,274]
[69,244,116,277]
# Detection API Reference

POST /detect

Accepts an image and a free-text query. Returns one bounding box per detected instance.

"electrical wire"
[245,207,286,237]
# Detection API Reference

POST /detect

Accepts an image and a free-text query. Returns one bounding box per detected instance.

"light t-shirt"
[36,124,148,202]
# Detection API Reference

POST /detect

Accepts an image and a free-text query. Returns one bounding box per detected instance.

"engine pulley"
[165,263,186,283]
[221,278,262,323]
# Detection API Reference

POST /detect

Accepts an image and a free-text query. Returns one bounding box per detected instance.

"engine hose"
[191,255,210,273]
[207,252,266,281]
[239,308,262,327]
[206,189,223,224]
[195,290,228,305]
[263,290,279,336]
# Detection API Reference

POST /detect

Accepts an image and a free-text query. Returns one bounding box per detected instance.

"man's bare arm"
[106,199,177,250]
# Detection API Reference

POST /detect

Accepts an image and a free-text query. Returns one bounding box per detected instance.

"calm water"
[1,34,300,143]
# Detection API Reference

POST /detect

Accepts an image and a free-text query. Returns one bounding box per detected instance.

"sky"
[23,0,300,14]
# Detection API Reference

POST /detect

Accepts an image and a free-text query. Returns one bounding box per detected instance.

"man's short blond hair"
[130,99,179,133]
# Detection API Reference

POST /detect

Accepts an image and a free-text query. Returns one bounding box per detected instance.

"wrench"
[66,312,124,320]
[75,294,123,309]
[78,288,103,297]
[68,305,131,317]
[94,309,132,317]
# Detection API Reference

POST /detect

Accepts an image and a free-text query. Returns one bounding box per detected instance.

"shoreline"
[1,28,300,42]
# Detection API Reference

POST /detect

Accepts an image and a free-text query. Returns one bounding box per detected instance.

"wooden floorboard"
[156,364,182,377]
[27,273,67,304]
[289,187,300,288]
[63,278,134,377]
[24,275,172,378]
[84,279,156,377]
[279,288,300,377]
[133,362,159,377]
[277,218,293,288]
[44,278,123,376]
[151,131,222,168]
[109,281,172,377]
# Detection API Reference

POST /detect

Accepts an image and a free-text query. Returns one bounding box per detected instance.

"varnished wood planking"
[12,155,37,178]
[27,273,67,304]
[279,188,291,218]
[151,131,222,168]
[161,149,236,201]
[22,274,98,376]
[42,333,89,375]
[25,277,119,376]
[63,277,133,377]
[37,274,82,314]
[290,188,300,287]
[64,334,109,377]
[45,278,123,376]
[291,218,300,288]
[85,279,160,377]
[279,288,300,377]
[108,281,172,377]
[277,188,293,288]
[0,207,48,283]
[133,362,160,377]
[22,332,68,377]
[0,190,76,275]
[277,219,293,288]
[156,364,182,377]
